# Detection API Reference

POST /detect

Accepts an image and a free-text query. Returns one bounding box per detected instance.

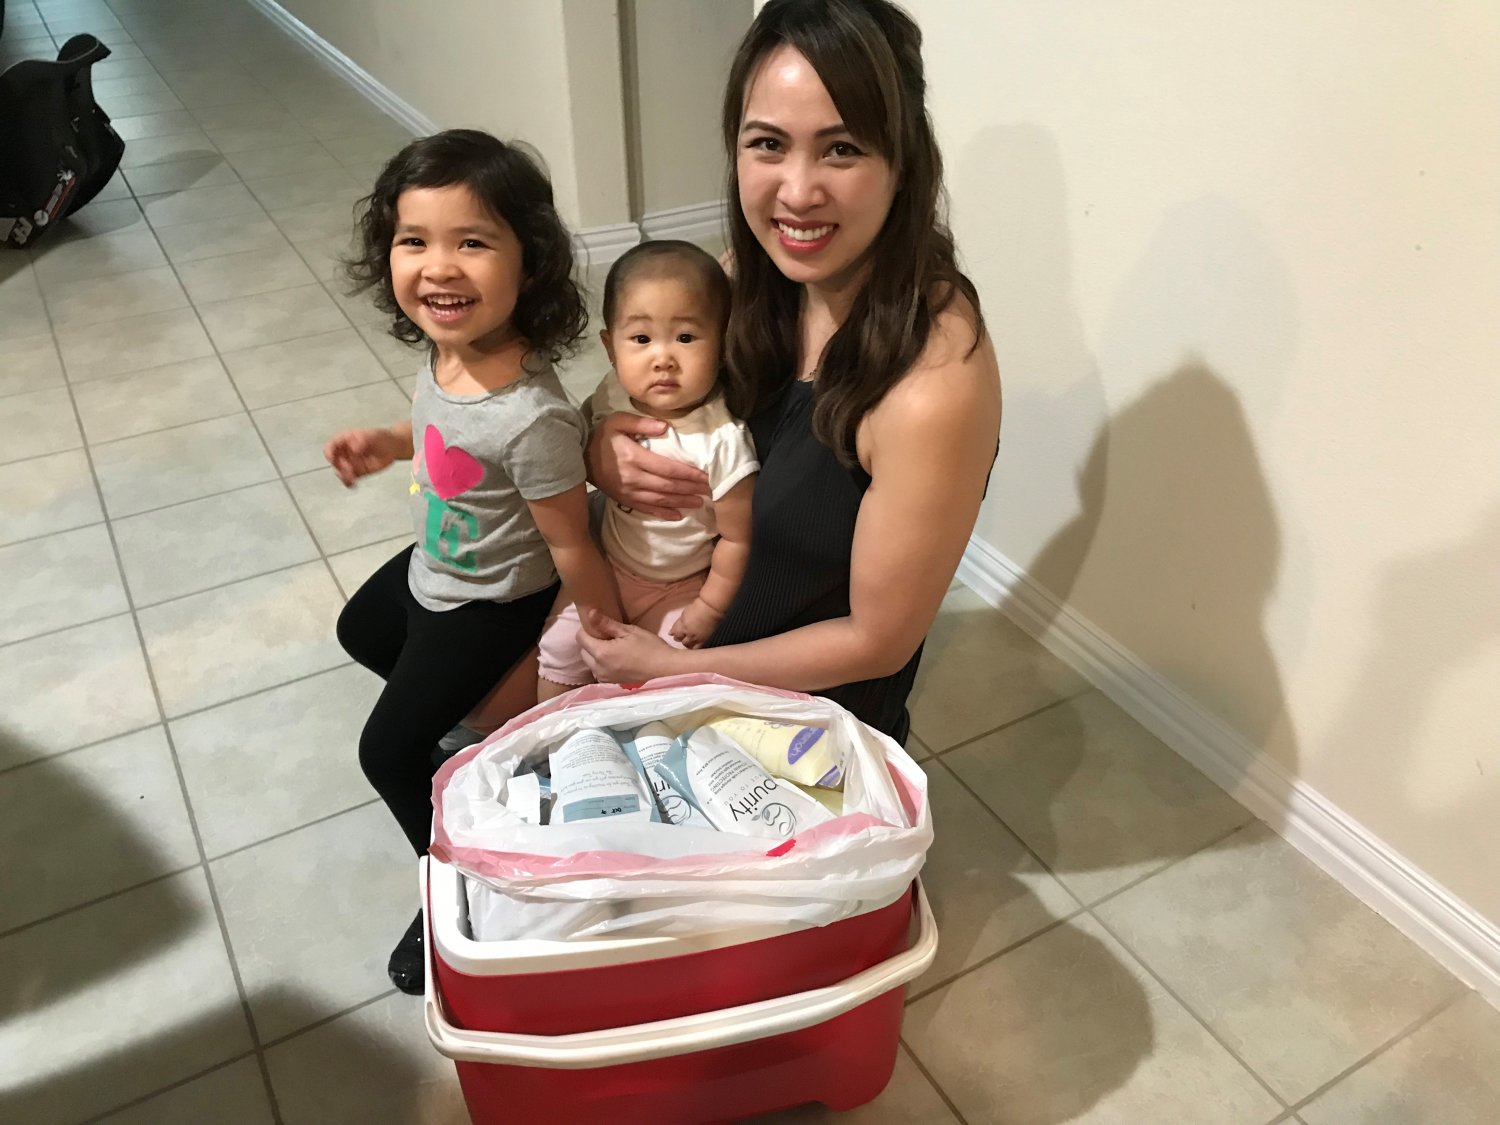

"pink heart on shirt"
[423,424,484,499]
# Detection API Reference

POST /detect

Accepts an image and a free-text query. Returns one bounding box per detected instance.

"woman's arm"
[582,322,1000,687]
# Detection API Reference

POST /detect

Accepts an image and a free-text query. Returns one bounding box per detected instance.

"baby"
[537,240,757,698]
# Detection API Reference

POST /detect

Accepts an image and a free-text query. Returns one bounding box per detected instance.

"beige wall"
[627,0,752,215]
[906,0,1500,923]
[275,0,632,229]
[559,0,632,228]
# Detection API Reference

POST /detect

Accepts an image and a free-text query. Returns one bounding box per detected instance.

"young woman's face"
[390,184,526,350]
[736,45,897,293]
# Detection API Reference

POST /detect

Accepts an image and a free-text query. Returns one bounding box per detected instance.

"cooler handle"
[419,858,937,1070]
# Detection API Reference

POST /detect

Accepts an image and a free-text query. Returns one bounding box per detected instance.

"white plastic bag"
[429,675,931,940]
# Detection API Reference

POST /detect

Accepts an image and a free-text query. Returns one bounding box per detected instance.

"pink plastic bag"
[429,675,931,939]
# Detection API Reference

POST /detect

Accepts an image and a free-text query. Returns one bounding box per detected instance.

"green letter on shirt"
[423,494,479,573]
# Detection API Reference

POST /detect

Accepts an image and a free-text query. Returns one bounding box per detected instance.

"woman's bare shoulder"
[893,299,999,414]
[861,306,999,476]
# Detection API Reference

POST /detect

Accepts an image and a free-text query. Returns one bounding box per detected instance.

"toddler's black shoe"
[431,723,484,768]
[388,910,425,995]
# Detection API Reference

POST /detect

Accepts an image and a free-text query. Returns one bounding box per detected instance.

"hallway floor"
[3,0,1499,1122]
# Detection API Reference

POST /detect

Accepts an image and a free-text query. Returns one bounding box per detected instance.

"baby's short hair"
[601,240,730,331]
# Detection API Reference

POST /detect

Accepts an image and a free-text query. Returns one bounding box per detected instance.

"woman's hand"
[579,608,689,684]
[587,413,710,520]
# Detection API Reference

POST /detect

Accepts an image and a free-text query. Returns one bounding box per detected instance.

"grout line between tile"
[924,754,1083,902]
[78,402,249,449]
[0,716,160,779]
[0,862,201,942]
[76,1049,261,1124]
[59,188,291,1125]
[20,9,543,1120]
[224,370,398,414]
[163,656,358,722]
[92,473,288,523]
[118,225,357,618]
[206,798,382,864]
[122,213,378,1118]
[902,908,1084,1007]
[0,601,132,652]
[0,642,355,752]
[4,511,390,645]
[934,743,1288,1109]
[1284,987,1469,1115]
[170,263,393,611]
[127,552,329,612]
[1086,906,1292,1111]
[1080,818,1257,914]
[258,987,401,1051]
[0,438,86,472]
[897,1038,970,1125]
[925,687,1093,758]
[0,514,107,553]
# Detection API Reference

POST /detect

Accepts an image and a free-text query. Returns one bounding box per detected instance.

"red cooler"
[422,856,938,1124]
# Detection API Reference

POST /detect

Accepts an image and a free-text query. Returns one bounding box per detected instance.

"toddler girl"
[325,129,619,993]
[537,239,757,698]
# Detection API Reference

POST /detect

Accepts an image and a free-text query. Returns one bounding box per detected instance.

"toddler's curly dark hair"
[345,129,587,361]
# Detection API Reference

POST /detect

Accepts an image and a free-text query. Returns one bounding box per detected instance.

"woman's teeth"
[776,222,833,242]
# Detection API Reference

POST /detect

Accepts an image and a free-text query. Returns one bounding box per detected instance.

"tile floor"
[3,0,1500,1122]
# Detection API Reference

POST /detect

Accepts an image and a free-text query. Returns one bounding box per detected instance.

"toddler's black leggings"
[336,546,557,854]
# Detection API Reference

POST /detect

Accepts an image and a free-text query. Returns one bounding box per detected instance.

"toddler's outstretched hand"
[324,427,401,487]
[670,598,724,649]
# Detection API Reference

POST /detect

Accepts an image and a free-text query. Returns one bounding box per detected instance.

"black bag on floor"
[0,34,126,248]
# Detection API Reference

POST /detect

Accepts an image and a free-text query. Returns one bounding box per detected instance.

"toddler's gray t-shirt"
[406,356,586,611]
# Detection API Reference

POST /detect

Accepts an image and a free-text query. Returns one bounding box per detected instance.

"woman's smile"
[774,217,838,253]
[737,45,896,296]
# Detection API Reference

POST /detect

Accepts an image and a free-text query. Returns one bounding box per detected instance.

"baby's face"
[602,276,722,419]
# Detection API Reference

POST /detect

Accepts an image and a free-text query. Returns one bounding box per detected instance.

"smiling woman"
[584,0,1002,744]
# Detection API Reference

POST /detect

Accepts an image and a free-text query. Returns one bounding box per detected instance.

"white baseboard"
[576,201,727,270]
[959,534,1500,1007]
[248,0,646,274]
[245,0,435,136]
[640,200,728,247]
[573,222,643,270]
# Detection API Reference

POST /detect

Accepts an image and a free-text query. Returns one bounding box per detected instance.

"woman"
[581,0,1000,743]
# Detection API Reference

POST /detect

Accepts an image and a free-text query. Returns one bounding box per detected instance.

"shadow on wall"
[1321,503,1500,923]
[921,127,1305,1118]
[0,739,453,1124]
[962,117,1304,817]
[1027,186,1302,828]
[900,125,1147,1121]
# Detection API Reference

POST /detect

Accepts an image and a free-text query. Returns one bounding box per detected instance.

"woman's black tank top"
[707,379,921,743]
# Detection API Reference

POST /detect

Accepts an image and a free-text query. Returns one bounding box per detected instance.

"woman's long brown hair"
[721,0,984,465]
